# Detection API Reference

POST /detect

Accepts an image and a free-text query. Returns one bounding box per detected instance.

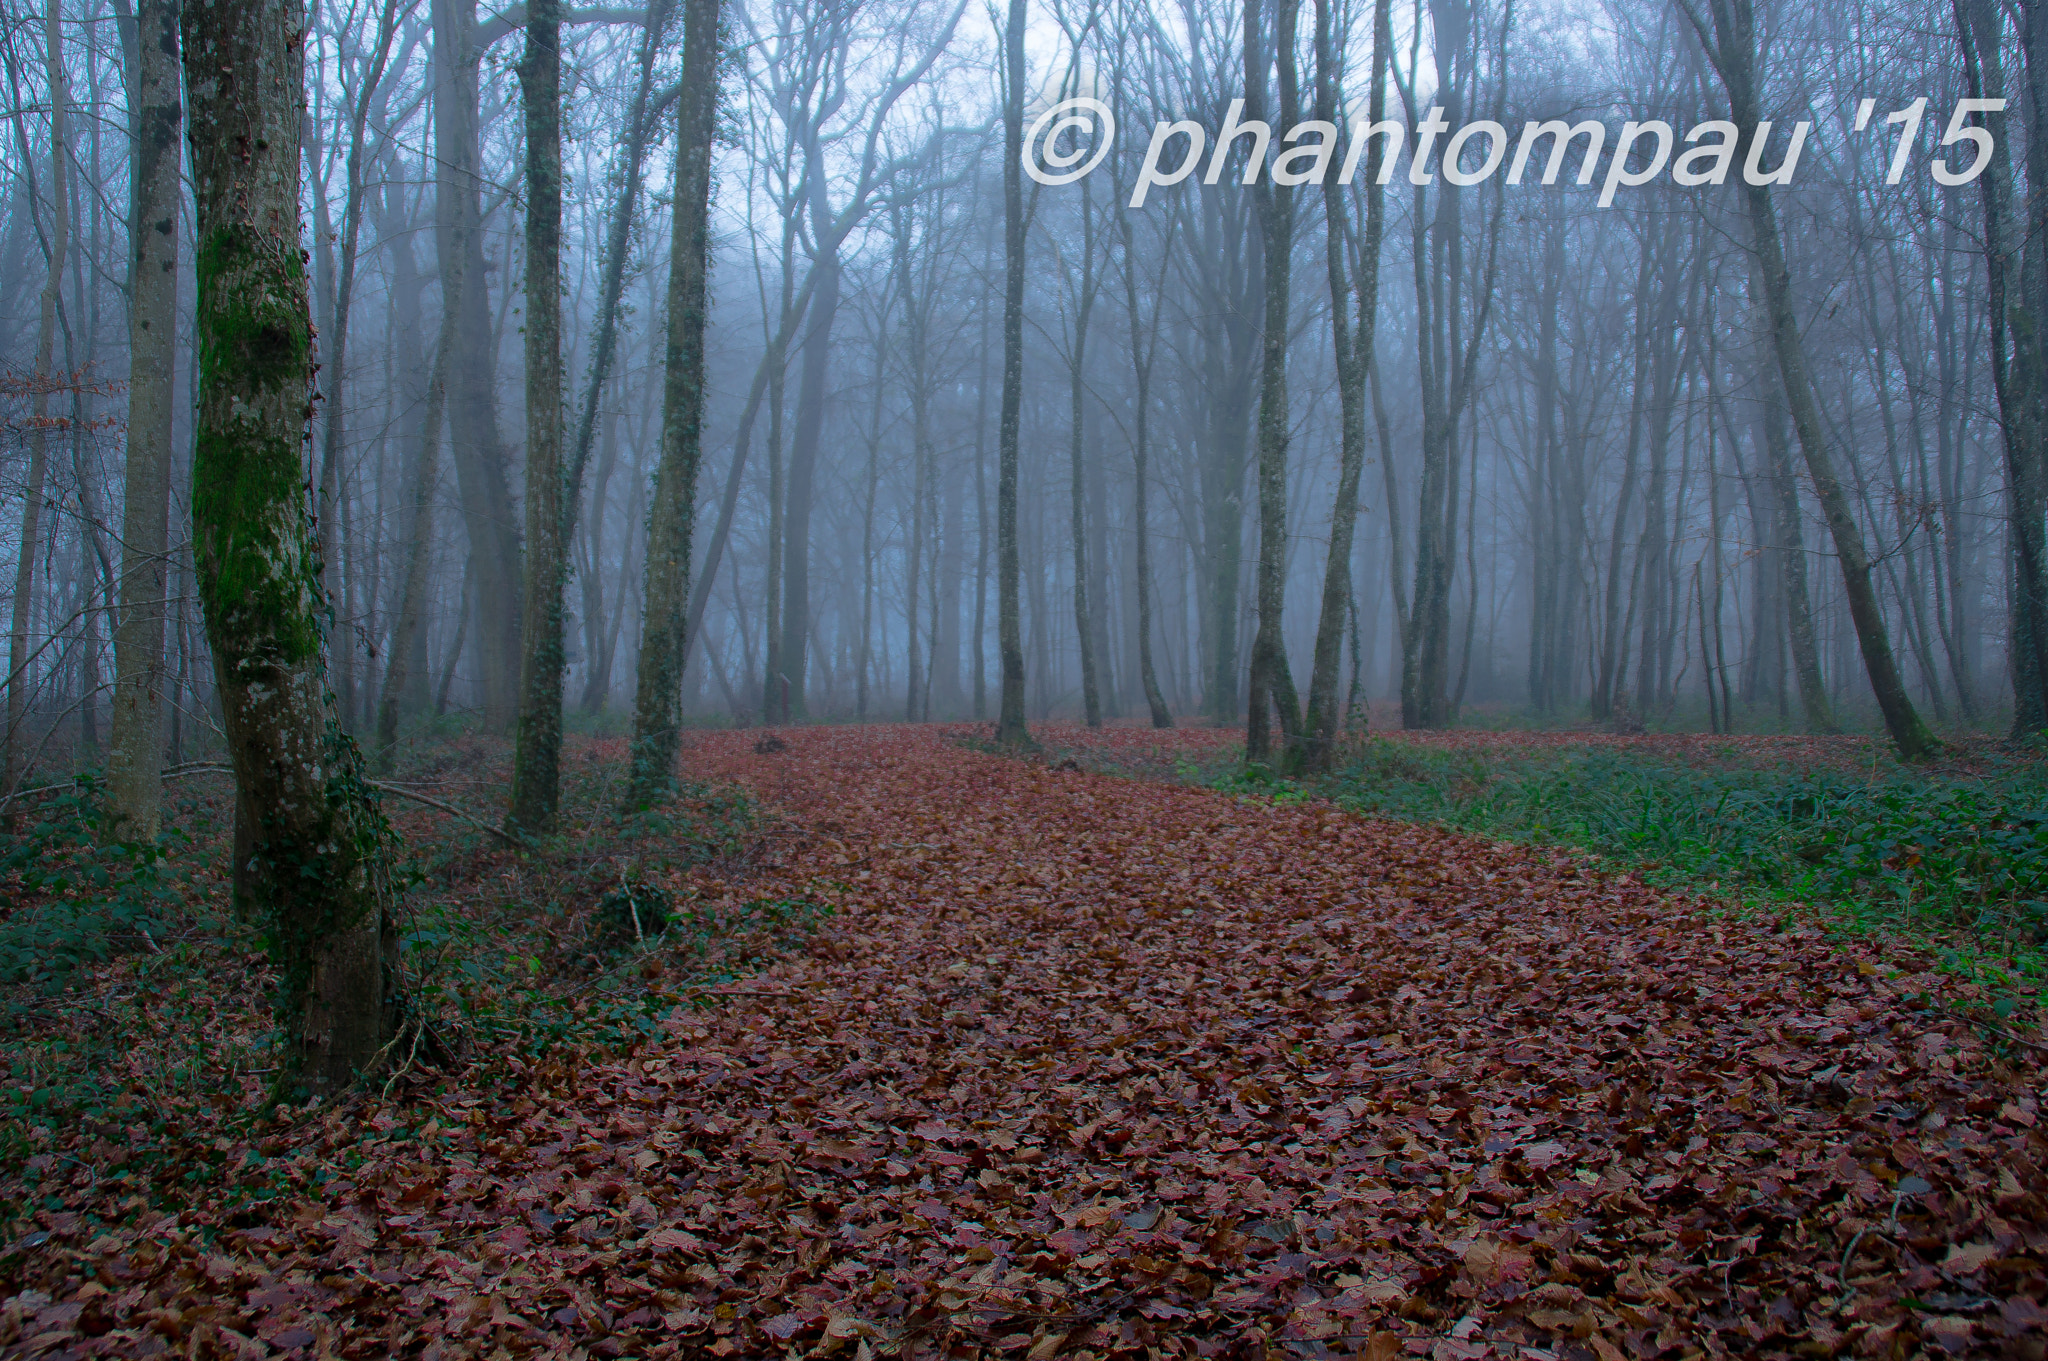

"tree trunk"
[373,307,451,768]
[994,0,1029,747]
[1594,239,1655,721]
[1689,0,1936,759]
[5,0,67,802]
[1956,0,2048,737]
[972,264,990,721]
[374,166,433,715]
[184,0,395,1091]
[308,0,399,739]
[1115,136,1174,730]
[1524,221,1564,713]
[507,0,565,834]
[626,0,720,806]
[577,408,623,711]
[107,0,177,840]
[1301,0,1389,770]
[1195,191,1256,724]
[776,251,837,722]
[1065,176,1103,729]
[522,0,668,742]
[762,287,788,720]
[1244,0,1301,765]
[431,0,523,731]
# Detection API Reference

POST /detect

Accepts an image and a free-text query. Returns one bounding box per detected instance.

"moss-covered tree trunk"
[183,0,396,1093]
[107,0,181,841]
[626,0,720,807]
[508,0,566,834]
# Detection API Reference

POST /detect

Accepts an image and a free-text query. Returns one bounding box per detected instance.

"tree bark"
[626,0,720,806]
[576,408,623,711]
[1686,0,1936,759]
[1065,173,1103,729]
[510,0,667,791]
[309,0,399,739]
[5,0,67,802]
[431,0,523,729]
[1955,0,2048,737]
[1300,0,1390,770]
[994,0,1029,747]
[775,251,837,722]
[373,306,451,768]
[1755,376,1834,731]
[183,0,395,1091]
[1244,0,1301,765]
[1114,134,1173,729]
[106,0,180,840]
[507,0,565,834]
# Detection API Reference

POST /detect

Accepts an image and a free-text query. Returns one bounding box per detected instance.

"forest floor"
[4,724,2047,1359]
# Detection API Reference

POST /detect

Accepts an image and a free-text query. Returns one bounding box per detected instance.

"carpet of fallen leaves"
[6,724,2046,1360]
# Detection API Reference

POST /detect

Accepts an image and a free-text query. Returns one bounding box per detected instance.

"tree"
[306,0,403,733]
[1299,0,1391,770]
[500,0,686,809]
[1679,0,1937,760]
[627,0,722,807]
[1055,126,1107,729]
[183,0,396,1089]
[755,0,967,722]
[507,0,566,834]
[1399,0,1507,730]
[373,285,453,770]
[1242,0,1302,764]
[106,0,181,840]
[994,0,1030,747]
[1955,0,2048,738]
[1110,54,1174,730]
[430,0,524,731]
[6,0,67,804]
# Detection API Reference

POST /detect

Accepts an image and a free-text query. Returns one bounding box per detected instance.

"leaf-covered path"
[12,726,2046,1359]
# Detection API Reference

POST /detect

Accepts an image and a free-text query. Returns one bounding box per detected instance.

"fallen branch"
[370,781,524,847]
[159,761,522,848]
[681,986,806,999]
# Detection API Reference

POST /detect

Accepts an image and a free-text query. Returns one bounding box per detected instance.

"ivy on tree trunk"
[183,0,397,1093]
[627,0,721,808]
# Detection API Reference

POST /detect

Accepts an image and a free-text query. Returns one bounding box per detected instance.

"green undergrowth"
[1201,739,2048,1002]
[401,878,830,1063]
[0,743,825,1223]
[0,777,195,999]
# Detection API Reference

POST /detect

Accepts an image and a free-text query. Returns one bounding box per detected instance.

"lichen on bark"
[184,0,397,1093]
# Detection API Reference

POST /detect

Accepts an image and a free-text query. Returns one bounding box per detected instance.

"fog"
[1,0,2034,813]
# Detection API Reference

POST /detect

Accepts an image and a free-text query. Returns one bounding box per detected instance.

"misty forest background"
[4,0,2046,816]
